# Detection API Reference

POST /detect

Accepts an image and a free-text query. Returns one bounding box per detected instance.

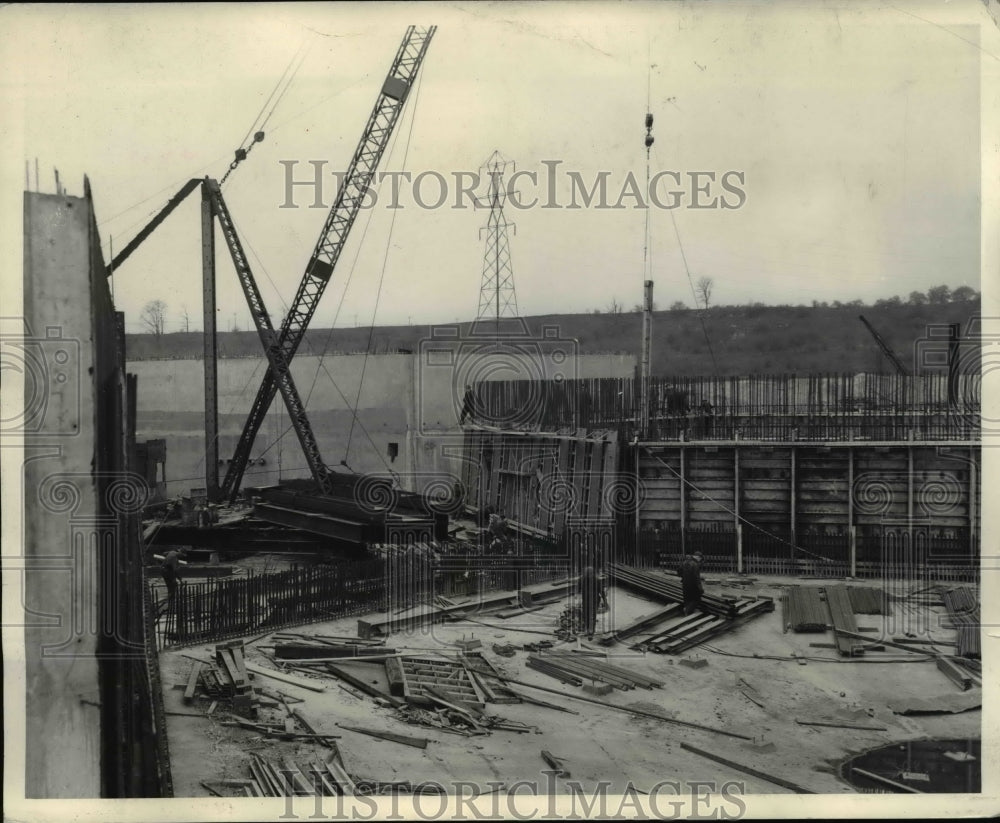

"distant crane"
[858,314,909,376]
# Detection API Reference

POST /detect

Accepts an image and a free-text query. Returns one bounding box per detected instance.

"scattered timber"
[679,742,816,794]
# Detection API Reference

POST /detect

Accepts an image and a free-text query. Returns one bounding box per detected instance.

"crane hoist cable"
[220,40,311,185]
[344,71,424,466]
[651,143,720,376]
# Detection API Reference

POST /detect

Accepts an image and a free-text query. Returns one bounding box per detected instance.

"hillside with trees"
[126,286,981,377]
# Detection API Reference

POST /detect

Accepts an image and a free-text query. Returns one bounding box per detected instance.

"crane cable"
[221,39,311,186]
[652,142,720,376]
[344,71,424,467]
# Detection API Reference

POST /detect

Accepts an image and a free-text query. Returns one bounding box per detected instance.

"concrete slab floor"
[158,574,980,800]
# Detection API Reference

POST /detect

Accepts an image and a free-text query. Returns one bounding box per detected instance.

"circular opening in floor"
[841,738,980,793]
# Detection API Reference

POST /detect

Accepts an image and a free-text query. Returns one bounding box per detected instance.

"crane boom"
[206,179,336,494]
[105,178,201,276]
[221,25,436,500]
[858,315,910,376]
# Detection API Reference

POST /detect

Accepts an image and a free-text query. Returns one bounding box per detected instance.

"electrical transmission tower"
[477,151,519,325]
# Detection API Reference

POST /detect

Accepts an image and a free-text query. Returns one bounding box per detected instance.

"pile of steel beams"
[636,597,775,654]
[784,586,828,632]
[847,586,888,615]
[610,564,738,619]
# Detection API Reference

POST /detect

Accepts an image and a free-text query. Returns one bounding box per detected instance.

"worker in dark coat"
[680,551,704,615]
[459,384,475,425]
[580,565,601,639]
[161,548,184,599]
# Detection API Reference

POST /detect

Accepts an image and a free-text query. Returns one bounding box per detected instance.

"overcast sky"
[2,1,996,332]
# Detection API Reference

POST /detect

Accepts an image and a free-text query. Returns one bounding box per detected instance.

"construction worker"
[700,399,715,437]
[161,548,185,599]
[680,551,704,615]
[459,384,475,425]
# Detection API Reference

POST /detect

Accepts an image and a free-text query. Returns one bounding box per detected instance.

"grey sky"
[2,1,994,332]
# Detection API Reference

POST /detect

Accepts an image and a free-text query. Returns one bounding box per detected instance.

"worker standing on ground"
[161,548,184,600]
[680,551,704,615]
[459,384,475,426]
[581,565,600,639]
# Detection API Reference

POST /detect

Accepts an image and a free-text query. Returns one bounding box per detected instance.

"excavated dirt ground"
[159,573,980,804]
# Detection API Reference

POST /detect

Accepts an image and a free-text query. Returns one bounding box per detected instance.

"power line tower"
[477,151,519,326]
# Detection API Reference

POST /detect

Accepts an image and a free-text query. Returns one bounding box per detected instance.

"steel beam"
[201,181,220,499]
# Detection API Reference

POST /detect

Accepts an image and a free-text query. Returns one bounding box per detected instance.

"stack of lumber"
[847,586,888,615]
[194,640,253,707]
[826,585,863,656]
[611,564,738,619]
[637,597,775,654]
[525,654,663,691]
[785,586,828,632]
[244,754,355,797]
[942,587,980,659]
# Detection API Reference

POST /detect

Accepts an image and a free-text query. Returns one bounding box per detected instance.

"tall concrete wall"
[128,351,635,497]
[22,191,103,797]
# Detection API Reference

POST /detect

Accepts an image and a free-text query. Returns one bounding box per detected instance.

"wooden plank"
[936,657,973,691]
[244,662,326,692]
[795,718,888,731]
[324,759,356,796]
[337,724,429,749]
[679,742,815,794]
[232,645,250,683]
[275,644,399,660]
[276,759,311,795]
[850,767,923,794]
[325,663,404,707]
[599,604,681,644]
[540,750,570,779]
[248,758,276,796]
[183,662,203,703]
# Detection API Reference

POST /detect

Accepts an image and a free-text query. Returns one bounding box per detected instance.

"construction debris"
[679,742,816,794]
[273,642,398,660]
[388,655,487,709]
[337,724,429,749]
[540,750,571,778]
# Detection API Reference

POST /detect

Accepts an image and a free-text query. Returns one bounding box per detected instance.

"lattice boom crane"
[220,25,436,500]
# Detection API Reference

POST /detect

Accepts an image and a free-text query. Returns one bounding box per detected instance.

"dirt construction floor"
[159,572,981,804]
